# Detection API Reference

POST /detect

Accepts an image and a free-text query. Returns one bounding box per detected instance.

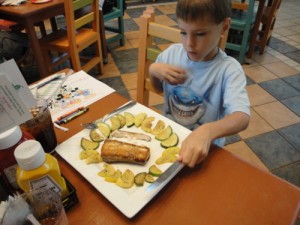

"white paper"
[0,60,36,108]
[34,70,115,121]
[0,74,32,133]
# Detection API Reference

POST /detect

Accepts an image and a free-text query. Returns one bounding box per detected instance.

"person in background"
[149,0,250,168]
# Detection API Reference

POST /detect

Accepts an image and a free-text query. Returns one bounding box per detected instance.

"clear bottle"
[0,126,34,194]
[14,140,68,199]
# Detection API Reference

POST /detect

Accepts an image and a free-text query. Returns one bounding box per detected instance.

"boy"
[149,0,250,168]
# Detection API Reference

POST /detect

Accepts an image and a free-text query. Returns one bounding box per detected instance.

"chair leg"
[118,16,125,46]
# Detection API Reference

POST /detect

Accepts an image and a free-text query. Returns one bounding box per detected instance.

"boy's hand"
[150,63,187,85]
[178,126,212,168]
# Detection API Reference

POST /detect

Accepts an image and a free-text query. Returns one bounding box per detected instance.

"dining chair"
[39,0,103,75]
[247,0,282,58]
[103,0,125,46]
[226,0,256,64]
[136,7,229,107]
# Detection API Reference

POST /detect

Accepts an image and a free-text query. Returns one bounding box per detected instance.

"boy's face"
[178,17,229,61]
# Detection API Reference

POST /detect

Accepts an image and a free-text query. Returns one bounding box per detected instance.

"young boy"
[149,0,250,168]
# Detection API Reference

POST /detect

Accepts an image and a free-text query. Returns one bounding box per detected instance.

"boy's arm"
[149,62,187,92]
[179,111,250,167]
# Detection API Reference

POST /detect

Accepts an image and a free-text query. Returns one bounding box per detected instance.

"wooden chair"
[39,0,103,75]
[103,0,125,46]
[226,0,256,64]
[137,7,229,107]
[247,0,282,58]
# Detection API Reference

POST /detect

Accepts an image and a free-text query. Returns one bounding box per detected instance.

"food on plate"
[80,137,99,150]
[105,169,122,183]
[110,130,151,142]
[160,133,179,148]
[134,172,147,186]
[155,125,173,141]
[79,150,102,164]
[110,116,121,131]
[116,169,134,188]
[149,165,163,176]
[162,146,180,156]
[155,146,180,165]
[124,112,135,127]
[152,120,166,135]
[90,129,106,142]
[101,139,150,164]
[116,114,126,128]
[141,116,155,133]
[155,154,178,165]
[145,174,155,183]
[134,112,147,127]
[96,122,111,138]
[98,163,116,177]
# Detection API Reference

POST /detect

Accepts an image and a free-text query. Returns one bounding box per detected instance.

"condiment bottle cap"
[0,126,22,150]
[14,140,46,170]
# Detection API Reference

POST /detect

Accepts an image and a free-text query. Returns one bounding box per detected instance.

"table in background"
[0,0,108,78]
[53,90,300,225]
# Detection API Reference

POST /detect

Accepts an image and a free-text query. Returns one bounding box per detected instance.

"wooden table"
[0,0,108,78]
[53,91,300,225]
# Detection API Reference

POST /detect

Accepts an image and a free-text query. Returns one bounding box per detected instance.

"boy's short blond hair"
[176,0,231,24]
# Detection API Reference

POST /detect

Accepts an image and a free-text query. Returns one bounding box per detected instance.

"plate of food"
[55,103,191,218]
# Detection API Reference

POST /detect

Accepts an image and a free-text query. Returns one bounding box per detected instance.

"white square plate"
[55,103,191,218]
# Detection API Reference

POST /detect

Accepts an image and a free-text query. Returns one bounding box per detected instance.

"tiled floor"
[94,0,300,189]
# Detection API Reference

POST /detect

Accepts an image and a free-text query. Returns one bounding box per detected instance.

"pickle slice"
[134,172,147,186]
[160,133,179,148]
[145,174,155,183]
[134,112,147,127]
[124,112,135,127]
[96,122,111,138]
[110,116,121,131]
[149,165,163,177]
[80,137,99,150]
[141,116,155,133]
[152,120,166,135]
[155,125,172,141]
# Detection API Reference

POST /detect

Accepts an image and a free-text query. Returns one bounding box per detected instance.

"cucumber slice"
[134,112,147,127]
[96,122,111,138]
[152,120,166,135]
[145,174,155,183]
[124,112,135,127]
[160,133,179,148]
[89,129,105,142]
[116,114,126,128]
[155,125,172,141]
[149,165,163,177]
[141,116,155,133]
[80,137,99,150]
[110,116,121,131]
[134,172,146,186]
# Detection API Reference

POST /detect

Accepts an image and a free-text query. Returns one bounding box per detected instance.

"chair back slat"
[74,12,95,30]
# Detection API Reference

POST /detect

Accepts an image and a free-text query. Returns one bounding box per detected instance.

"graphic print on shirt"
[168,85,207,127]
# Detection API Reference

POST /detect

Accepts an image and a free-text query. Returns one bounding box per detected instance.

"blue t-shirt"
[156,44,250,146]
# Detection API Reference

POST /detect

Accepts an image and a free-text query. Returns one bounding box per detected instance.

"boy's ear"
[222,17,231,34]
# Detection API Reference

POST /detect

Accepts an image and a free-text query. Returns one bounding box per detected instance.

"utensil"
[81,100,136,129]
[145,161,184,198]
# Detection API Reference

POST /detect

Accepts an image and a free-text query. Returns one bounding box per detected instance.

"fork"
[81,100,136,129]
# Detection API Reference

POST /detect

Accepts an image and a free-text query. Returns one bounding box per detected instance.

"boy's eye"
[196,32,205,36]
[180,31,187,35]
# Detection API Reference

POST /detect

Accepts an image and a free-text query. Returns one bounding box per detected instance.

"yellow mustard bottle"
[14,140,68,199]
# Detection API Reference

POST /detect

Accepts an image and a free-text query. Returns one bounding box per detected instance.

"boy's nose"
[186,35,195,47]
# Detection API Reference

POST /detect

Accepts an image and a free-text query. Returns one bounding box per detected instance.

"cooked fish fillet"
[110,130,151,142]
[101,139,150,164]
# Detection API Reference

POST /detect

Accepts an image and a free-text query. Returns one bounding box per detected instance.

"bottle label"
[3,164,19,189]
[29,175,62,195]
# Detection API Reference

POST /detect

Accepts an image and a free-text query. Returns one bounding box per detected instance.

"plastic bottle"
[0,126,34,194]
[14,140,68,199]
